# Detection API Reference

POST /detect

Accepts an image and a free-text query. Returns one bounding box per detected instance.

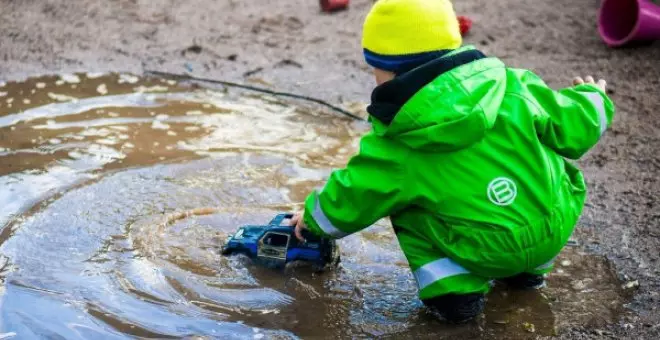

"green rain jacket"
[302,46,615,278]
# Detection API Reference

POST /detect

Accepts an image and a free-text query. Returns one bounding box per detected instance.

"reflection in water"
[0,73,627,339]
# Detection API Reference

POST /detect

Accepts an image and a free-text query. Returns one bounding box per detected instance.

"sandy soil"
[1,0,659,338]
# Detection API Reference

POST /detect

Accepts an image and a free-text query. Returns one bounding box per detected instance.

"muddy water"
[0,73,629,339]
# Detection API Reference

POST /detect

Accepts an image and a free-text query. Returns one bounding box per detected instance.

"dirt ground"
[1,0,659,338]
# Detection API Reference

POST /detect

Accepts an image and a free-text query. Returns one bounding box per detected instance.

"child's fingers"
[585,75,595,84]
[597,79,607,90]
[295,222,306,242]
[289,214,299,226]
[573,77,584,86]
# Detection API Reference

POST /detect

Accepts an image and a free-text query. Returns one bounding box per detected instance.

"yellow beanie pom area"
[362,0,462,72]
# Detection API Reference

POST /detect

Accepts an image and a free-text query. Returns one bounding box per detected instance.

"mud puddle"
[0,73,630,339]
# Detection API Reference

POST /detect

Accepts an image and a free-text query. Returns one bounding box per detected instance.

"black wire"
[144,70,365,121]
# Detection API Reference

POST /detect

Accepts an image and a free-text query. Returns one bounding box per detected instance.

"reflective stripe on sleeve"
[581,92,608,136]
[311,198,350,239]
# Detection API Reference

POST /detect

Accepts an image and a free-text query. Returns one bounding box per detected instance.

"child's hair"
[362,0,462,74]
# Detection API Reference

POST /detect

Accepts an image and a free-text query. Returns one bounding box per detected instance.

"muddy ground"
[0,0,658,338]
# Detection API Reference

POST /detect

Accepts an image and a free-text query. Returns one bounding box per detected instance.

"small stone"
[572,280,587,291]
[493,319,509,325]
[47,92,78,102]
[87,72,108,80]
[151,120,170,130]
[118,74,139,84]
[96,84,108,95]
[566,239,580,247]
[623,323,634,330]
[59,74,81,84]
[523,322,536,333]
[560,260,572,267]
[36,82,46,89]
[622,280,639,290]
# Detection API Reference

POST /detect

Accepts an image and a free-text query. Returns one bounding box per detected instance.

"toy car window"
[233,228,245,239]
[234,228,263,239]
[263,233,289,247]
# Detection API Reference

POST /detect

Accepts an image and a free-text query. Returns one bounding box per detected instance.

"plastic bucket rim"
[598,0,643,47]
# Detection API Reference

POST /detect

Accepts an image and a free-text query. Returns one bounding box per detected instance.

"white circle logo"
[487,177,517,206]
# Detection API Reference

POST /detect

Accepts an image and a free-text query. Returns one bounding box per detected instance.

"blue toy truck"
[221,213,340,270]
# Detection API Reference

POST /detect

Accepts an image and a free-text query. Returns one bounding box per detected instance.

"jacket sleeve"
[524,73,615,159]
[302,136,411,239]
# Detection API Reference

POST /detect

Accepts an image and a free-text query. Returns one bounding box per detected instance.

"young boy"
[290,0,614,323]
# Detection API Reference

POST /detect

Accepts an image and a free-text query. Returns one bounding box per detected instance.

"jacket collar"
[367,47,487,125]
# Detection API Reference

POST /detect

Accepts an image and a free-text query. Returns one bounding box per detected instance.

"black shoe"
[500,273,545,290]
[422,293,485,323]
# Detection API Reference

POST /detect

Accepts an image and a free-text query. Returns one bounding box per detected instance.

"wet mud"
[1,0,660,338]
[0,74,636,339]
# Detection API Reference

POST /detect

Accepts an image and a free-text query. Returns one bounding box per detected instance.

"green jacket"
[303,46,614,263]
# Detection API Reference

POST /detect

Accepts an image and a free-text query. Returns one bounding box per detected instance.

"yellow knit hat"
[362,0,462,70]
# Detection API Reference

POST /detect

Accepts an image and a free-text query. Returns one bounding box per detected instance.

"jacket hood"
[367,46,507,152]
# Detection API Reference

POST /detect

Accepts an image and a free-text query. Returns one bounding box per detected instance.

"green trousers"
[396,205,579,300]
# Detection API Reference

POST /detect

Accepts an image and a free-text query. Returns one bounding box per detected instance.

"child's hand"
[290,211,307,242]
[573,76,607,91]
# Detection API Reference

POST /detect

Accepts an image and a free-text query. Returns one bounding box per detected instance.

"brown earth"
[1,0,659,338]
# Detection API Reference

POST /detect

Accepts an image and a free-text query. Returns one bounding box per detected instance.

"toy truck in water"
[221,213,340,270]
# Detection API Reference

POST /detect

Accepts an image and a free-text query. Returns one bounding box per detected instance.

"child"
[290,0,614,323]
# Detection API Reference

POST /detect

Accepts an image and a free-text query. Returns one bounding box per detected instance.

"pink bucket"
[598,0,660,47]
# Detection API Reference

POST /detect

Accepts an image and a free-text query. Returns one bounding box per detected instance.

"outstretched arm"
[527,74,615,159]
[291,135,411,241]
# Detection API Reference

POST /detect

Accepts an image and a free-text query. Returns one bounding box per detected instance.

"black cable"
[144,70,365,121]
